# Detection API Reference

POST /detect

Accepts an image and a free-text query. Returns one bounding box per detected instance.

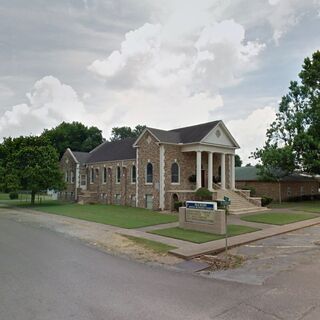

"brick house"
[60,120,265,213]
[235,166,320,202]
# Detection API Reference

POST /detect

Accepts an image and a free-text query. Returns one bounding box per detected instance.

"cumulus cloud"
[227,106,277,163]
[0,76,88,138]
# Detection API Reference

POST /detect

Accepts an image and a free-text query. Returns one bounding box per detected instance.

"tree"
[0,136,64,204]
[42,122,103,158]
[235,154,242,167]
[253,51,320,178]
[110,125,146,141]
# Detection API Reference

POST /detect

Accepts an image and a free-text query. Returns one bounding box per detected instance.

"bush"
[287,194,320,202]
[195,187,213,201]
[9,192,19,200]
[174,201,184,211]
[243,185,256,196]
[188,174,196,183]
[261,196,273,207]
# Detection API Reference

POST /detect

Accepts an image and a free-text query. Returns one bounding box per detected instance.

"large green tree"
[235,154,242,167]
[0,136,64,204]
[254,51,320,178]
[110,125,146,141]
[42,122,103,158]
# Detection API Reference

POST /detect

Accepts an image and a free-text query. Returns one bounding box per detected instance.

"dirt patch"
[196,253,245,271]
[0,208,182,265]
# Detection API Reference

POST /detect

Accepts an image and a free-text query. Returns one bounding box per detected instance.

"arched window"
[131,165,136,183]
[146,163,153,183]
[90,168,94,183]
[116,166,121,183]
[171,162,179,183]
[103,167,107,183]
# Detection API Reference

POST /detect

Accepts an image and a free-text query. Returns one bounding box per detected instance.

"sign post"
[223,196,231,257]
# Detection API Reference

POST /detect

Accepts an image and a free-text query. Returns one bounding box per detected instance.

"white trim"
[66,148,79,164]
[196,151,202,189]
[85,158,135,165]
[159,145,165,210]
[133,128,160,147]
[201,121,240,148]
[170,161,180,185]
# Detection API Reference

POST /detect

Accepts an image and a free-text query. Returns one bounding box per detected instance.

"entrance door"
[80,174,87,190]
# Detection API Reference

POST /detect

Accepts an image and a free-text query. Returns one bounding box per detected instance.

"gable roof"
[235,166,317,182]
[135,120,223,146]
[86,137,136,163]
[72,151,90,165]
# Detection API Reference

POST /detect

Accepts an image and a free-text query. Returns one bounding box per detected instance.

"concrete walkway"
[170,217,320,258]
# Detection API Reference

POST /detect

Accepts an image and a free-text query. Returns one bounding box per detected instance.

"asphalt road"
[1,213,320,320]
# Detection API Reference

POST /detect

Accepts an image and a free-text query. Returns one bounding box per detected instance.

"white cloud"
[0,76,88,138]
[227,106,277,164]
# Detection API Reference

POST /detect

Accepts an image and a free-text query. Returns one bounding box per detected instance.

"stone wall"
[136,132,160,210]
[85,159,136,206]
[59,150,77,201]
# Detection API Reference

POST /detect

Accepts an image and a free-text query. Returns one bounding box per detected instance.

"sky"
[0,0,319,164]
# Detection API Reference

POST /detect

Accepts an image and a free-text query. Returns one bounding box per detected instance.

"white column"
[196,151,202,189]
[230,154,235,190]
[159,145,165,210]
[221,153,226,189]
[208,152,213,191]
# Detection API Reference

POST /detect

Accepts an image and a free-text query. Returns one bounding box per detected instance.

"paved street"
[1,212,320,319]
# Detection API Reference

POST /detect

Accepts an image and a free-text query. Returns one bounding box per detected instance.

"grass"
[269,200,320,213]
[0,192,53,204]
[22,202,178,229]
[241,212,318,225]
[149,225,259,244]
[122,235,176,254]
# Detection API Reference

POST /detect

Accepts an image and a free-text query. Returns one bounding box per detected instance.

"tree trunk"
[31,191,36,205]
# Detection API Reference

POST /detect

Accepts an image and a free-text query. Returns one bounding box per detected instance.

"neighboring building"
[235,166,320,202]
[60,120,263,213]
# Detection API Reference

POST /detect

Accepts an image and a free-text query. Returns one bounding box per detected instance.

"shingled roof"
[145,120,221,144]
[86,137,136,163]
[235,166,317,182]
[72,151,90,165]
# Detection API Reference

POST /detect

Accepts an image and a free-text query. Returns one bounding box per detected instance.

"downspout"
[75,163,80,201]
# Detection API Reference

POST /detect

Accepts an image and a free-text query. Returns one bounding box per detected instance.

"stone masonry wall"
[59,151,77,201]
[236,180,319,202]
[85,159,136,206]
[136,132,160,210]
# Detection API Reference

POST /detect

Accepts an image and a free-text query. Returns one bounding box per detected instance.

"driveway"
[1,208,320,319]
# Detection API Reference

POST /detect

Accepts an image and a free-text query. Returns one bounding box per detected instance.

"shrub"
[261,196,273,207]
[188,174,196,183]
[174,201,184,211]
[195,187,213,201]
[9,192,19,200]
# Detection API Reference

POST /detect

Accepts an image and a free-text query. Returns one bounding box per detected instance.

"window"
[171,162,179,183]
[81,175,86,186]
[287,186,291,197]
[145,194,153,209]
[115,194,121,205]
[116,166,121,184]
[300,186,304,196]
[103,167,107,184]
[146,163,153,184]
[71,171,75,183]
[90,168,94,183]
[131,165,136,183]
[65,171,68,182]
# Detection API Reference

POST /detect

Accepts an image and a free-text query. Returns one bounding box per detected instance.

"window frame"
[90,168,94,184]
[102,167,107,184]
[116,166,121,184]
[171,162,180,184]
[131,165,136,184]
[145,162,153,184]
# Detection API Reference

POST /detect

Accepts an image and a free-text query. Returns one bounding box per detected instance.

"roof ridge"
[169,120,221,132]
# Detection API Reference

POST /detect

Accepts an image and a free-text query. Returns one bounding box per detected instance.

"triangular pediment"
[201,122,239,148]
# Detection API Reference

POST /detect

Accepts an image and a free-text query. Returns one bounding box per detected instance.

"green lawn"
[149,225,259,244]
[241,212,318,225]
[269,200,320,213]
[122,235,176,254]
[26,203,178,229]
[0,192,53,204]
